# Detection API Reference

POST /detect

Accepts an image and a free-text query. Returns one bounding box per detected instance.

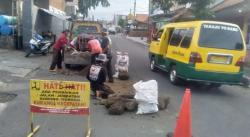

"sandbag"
[134,80,158,104]
[134,80,159,114]
[136,102,158,114]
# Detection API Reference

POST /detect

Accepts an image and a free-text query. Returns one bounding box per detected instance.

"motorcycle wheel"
[42,52,47,56]
[25,49,32,57]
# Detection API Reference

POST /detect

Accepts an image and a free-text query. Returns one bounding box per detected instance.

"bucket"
[0,25,15,35]
[0,15,17,25]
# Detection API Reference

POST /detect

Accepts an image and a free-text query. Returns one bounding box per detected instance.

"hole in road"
[0,92,17,103]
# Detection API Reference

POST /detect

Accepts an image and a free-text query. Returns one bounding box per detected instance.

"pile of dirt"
[99,79,170,115]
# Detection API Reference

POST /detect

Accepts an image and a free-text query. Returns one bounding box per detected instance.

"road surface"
[0,36,250,137]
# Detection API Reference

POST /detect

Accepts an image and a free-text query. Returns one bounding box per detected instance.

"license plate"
[208,55,231,64]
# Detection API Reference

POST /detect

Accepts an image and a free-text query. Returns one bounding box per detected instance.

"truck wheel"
[65,64,71,69]
[169,66,180,85]
[150,58,157,72]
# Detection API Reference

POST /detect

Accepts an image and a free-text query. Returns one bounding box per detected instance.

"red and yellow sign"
[30,80,90,115]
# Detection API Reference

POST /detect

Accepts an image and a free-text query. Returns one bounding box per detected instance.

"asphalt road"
[0,36,250,137]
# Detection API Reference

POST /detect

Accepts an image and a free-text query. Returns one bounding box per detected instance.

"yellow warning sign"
[30,79,90,115]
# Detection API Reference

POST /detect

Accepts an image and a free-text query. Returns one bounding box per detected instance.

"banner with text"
[30,79,90,115]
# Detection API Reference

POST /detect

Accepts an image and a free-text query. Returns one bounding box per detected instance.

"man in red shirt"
[49,30,70,72]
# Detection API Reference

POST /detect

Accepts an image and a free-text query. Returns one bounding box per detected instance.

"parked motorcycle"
[25,34,53,57]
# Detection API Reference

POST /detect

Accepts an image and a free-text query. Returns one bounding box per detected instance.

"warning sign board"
[30,79,90,115]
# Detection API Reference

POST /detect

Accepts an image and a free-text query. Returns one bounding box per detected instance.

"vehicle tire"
[169,66,180,85]
[209,83,221,89]
[150,57,157,72]
[65,64,71,69]
[42,52,47,56]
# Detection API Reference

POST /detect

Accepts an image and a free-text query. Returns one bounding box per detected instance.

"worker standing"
[101,32,114,83]
[49,30,70,72]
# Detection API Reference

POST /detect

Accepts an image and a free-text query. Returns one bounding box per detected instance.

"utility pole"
[134,0,136,19]
[148,0,151,43]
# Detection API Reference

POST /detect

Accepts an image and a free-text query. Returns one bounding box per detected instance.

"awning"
[39,8,71,21]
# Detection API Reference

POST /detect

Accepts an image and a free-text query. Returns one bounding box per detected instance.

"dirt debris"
[158,96,170,110]
[100,79,170,115]
[108,100,125,115]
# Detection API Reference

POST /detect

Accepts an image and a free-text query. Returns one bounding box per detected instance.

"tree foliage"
[152,0,174,14]
[78,0,110,19]
[177,0,214,19]
[118,18,126,28]
[152,0,215,19]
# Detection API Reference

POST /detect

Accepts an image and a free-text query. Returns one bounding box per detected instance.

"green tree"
[176,0,214,19]
[152,0,174,14]
[78,0,110,19]
[152,0,214,19]
[118,18,126,28]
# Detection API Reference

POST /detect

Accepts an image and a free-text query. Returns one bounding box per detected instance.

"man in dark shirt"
[87,54,107,98]
[101,32,114,82]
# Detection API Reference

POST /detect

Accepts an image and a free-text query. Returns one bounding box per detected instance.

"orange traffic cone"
[173,88,192,137]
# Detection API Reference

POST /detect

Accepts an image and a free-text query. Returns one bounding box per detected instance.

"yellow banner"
[30,79,90,115]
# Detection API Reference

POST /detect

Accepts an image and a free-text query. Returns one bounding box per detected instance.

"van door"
[195,23,246,73]
[167,28,189,64]
[157,28,174,67]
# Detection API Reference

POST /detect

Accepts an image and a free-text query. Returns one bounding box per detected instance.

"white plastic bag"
[134,80,158,104]
[133,80,159,114]
[136,102,158,114]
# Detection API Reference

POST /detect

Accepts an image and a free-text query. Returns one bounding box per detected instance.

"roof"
[39,8,70,20]
[135,14,149,23]
[213,0,245,12]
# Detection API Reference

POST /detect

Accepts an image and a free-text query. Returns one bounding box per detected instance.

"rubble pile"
[100,80,170,115]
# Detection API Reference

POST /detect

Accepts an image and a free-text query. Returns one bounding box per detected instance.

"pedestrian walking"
[49,30,70,72]
[101,32,114,82]
[88,37,102,64]
[86,54,107,98]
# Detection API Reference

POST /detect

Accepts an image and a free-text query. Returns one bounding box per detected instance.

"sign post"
[27,79,91,137]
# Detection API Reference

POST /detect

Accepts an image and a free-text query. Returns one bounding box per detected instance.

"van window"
[169,29,186,46]
[199,24,244,50]
[181,29,194,48]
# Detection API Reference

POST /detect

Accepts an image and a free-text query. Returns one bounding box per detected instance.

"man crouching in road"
[87,54,108,99]
[49,30,70,72]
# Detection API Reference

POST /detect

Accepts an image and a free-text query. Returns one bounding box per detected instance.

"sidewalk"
[0,49,45,78]
[126,37,148,46]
